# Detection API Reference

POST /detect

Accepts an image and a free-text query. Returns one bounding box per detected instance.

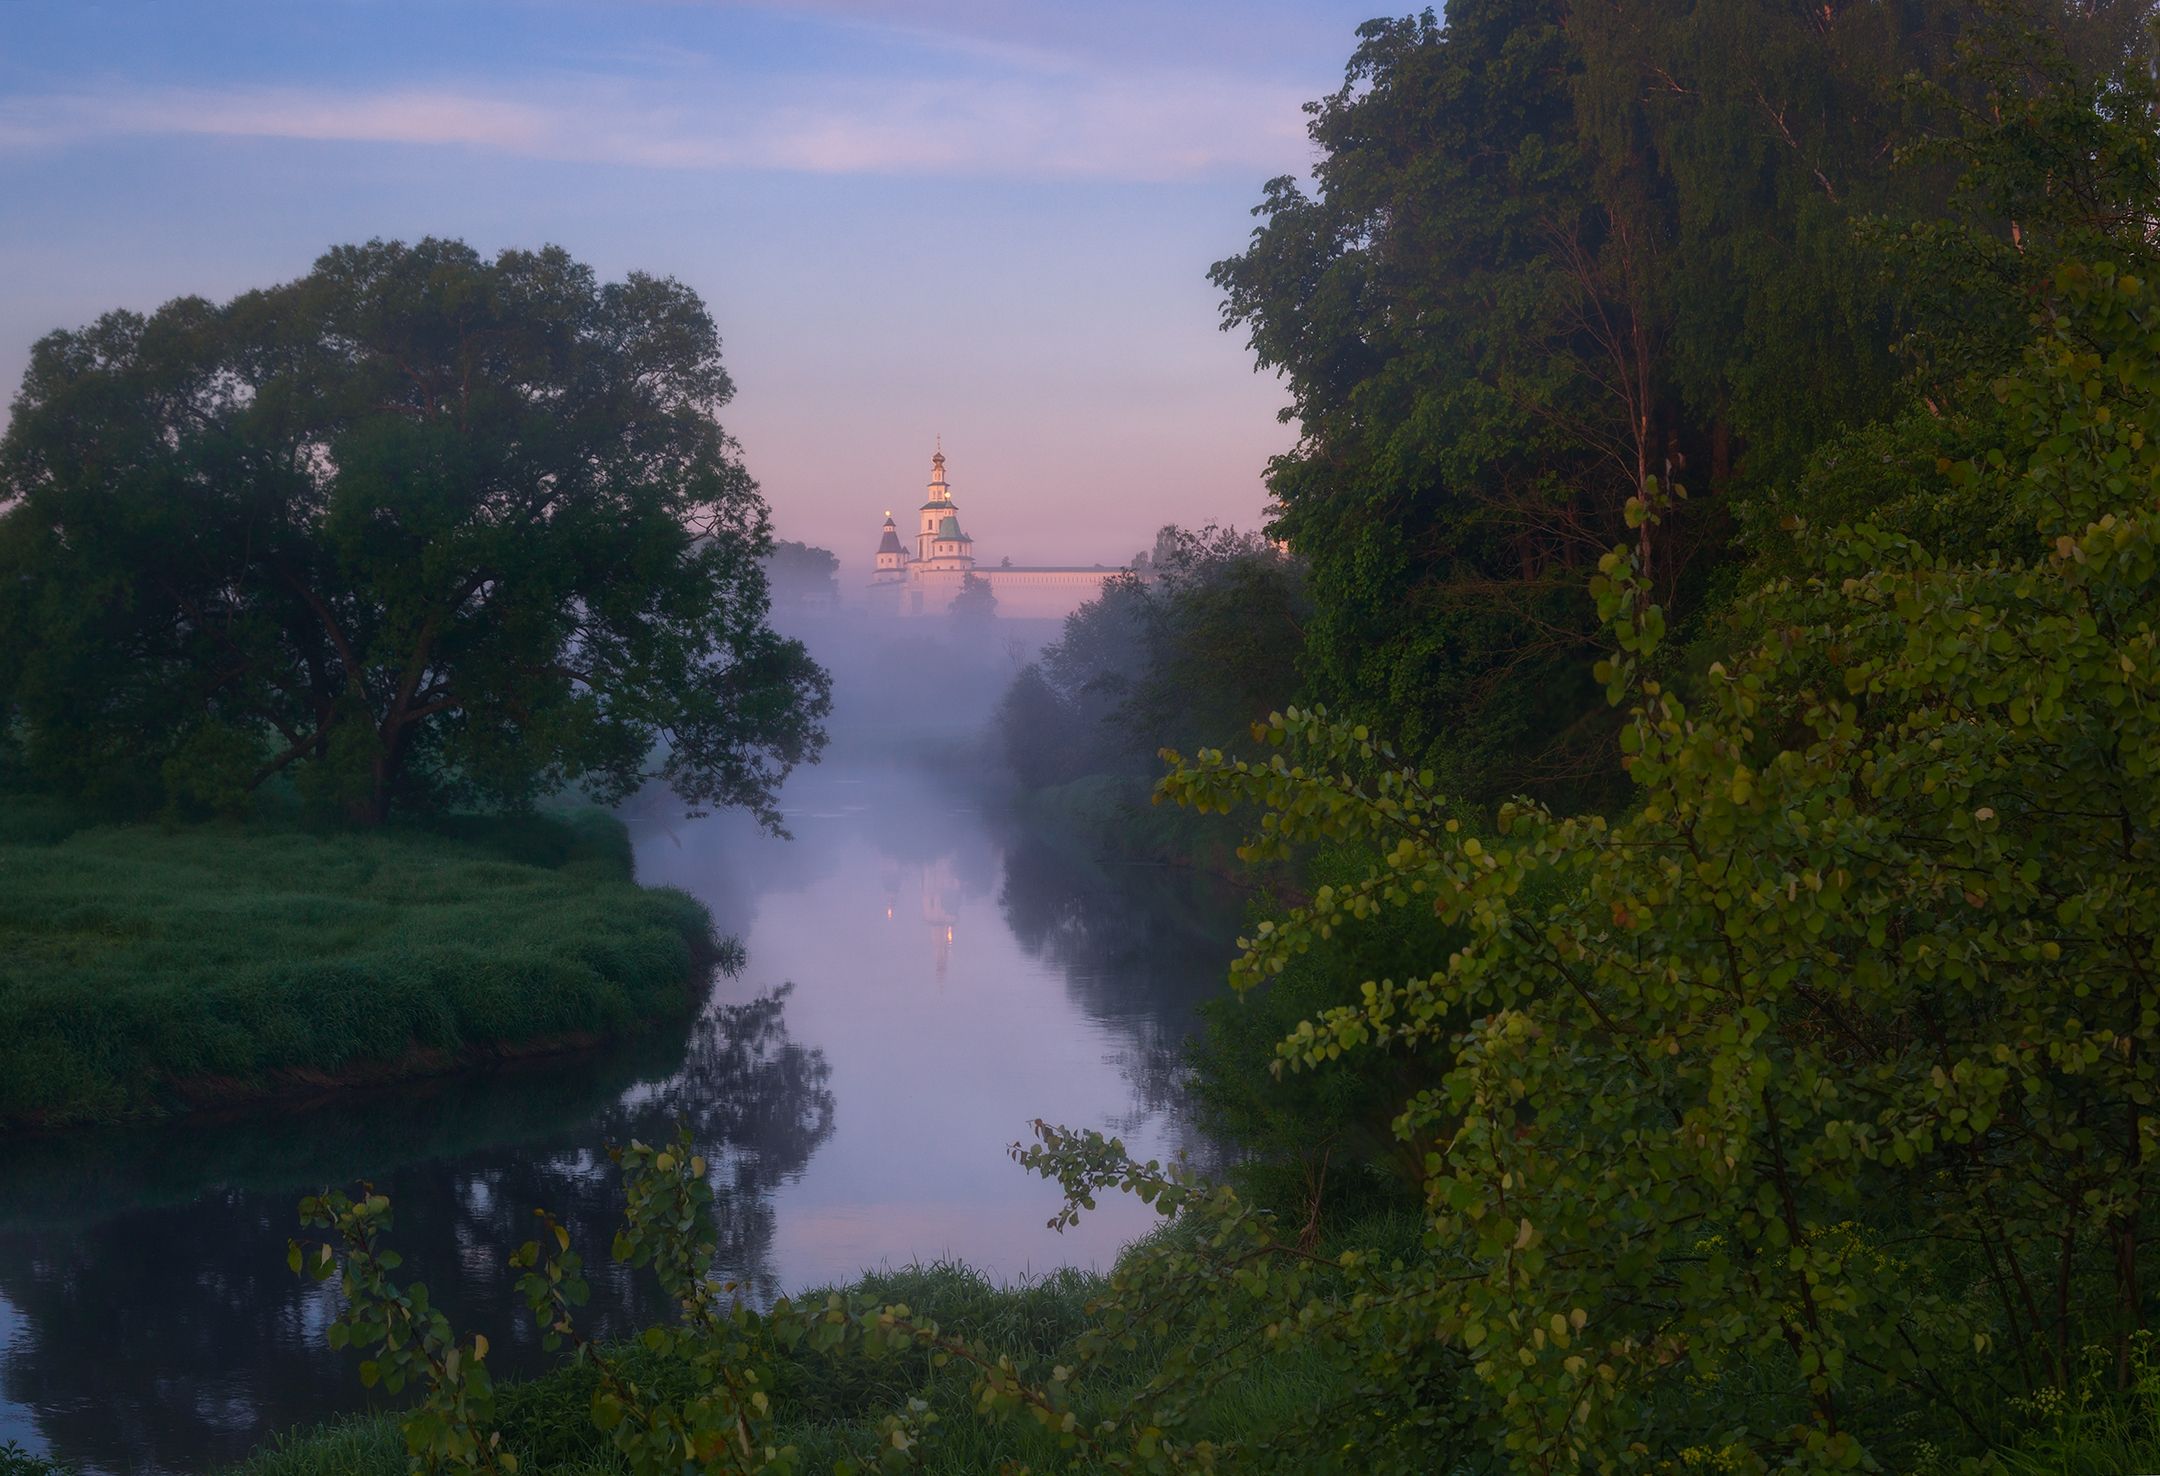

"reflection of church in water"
[884,854,962,980]
[870,444,1128,620]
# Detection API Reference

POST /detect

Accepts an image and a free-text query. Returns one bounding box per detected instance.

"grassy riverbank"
[0,798,720,1129]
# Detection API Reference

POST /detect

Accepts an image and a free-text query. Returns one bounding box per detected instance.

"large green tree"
[1212,0,2149,807]
[0,238,829,826]
[1149,255,2160,1469]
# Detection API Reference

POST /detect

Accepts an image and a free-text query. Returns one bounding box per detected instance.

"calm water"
[0,765,1238,1474]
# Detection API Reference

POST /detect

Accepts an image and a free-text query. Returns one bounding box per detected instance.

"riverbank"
[0,799,723,1130]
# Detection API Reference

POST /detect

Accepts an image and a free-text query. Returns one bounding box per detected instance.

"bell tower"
[917,441,953,562]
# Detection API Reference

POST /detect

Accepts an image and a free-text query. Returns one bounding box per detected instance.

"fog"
[765,598,1061,774]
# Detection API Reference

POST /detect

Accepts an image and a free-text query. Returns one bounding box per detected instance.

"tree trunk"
[348,766,393,827]
[348,733,403,827]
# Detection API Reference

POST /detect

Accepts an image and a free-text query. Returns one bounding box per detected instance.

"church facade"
[869,446,1128,621]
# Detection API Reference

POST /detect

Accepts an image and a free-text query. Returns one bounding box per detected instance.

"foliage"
[0,1444,72,1476]
[233,1235,1414,1476]
[765,542,842,608]
[292,1125,1134,1475]
[949,571,999,626]
[1994,1333,2160,1474]
[995,525,1303,790]
[1744,13,2160,571]
[0,807,718,1127]
[1185,845,1460,1229]
[294,1187,518,1470]
[1152,260,2160,1467]
[1209,0,2152,806]
[0,237,830,827]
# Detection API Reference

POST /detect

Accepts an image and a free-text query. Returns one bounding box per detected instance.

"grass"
[1990,1338,2160,1475]
[0,798,720,1129]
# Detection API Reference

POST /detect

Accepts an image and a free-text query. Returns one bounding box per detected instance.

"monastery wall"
[899,565,1125,621]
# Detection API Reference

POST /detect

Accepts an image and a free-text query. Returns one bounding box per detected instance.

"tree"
[761,540,840,609]
[948,570,998,625]
[1126,524,1306,756]
[0,238,830,827]
[1210,0,2148,807]
[994,527,1306,791]
[1157,258,2160,1467]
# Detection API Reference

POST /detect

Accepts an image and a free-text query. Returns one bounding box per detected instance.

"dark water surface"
[0,766,1238,1474]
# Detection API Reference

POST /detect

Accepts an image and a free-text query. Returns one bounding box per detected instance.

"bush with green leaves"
[0,1443,72,1476]
[294,1125,1135,1476]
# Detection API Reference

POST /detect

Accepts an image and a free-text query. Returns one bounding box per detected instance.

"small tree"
[948,571,998,626]
[0,238,829,827]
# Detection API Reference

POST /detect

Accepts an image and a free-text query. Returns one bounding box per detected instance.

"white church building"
[869,445,1128,620]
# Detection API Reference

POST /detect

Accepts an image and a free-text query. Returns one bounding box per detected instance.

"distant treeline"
[995,524,1306,791]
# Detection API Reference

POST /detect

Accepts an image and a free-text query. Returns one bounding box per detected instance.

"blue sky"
[0,1,1392,571]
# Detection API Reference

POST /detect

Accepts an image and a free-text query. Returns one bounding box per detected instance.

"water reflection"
[995,826,1243,1155]
[630,767,1242,1292]
[0,992,832,1475]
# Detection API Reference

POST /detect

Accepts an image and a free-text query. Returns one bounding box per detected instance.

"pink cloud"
[0,65,1311,182]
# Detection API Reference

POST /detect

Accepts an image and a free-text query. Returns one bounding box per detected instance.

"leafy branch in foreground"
[292,1188,515,1472]
[295,1126,1114,1475]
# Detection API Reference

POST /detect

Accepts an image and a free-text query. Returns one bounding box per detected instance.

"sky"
[0,1,1391,574]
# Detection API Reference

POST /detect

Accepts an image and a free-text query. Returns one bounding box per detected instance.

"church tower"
[917,444,953,562]
[871,513,908,587]
[913,442,973,570]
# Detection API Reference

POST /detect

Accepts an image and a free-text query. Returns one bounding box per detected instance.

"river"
[0,764,1240,1474]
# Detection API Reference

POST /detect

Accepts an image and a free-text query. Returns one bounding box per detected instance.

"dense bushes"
[0,807,719,1127]
[245,1123,1429,1476]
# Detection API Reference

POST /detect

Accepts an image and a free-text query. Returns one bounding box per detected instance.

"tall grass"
[0,803,717,1128]
[1991,1338,2160,1475]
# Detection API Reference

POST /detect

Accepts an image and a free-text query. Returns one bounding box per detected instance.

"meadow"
[0,797,719,1129]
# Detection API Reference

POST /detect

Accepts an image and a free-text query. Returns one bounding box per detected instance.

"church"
[868,445,1129,621]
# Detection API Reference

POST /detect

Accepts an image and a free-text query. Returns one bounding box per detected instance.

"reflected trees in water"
[995,827,1240,1159]
[0,989,832,1476]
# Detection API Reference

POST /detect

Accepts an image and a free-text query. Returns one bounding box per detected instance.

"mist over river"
[0,762,1239,1475]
